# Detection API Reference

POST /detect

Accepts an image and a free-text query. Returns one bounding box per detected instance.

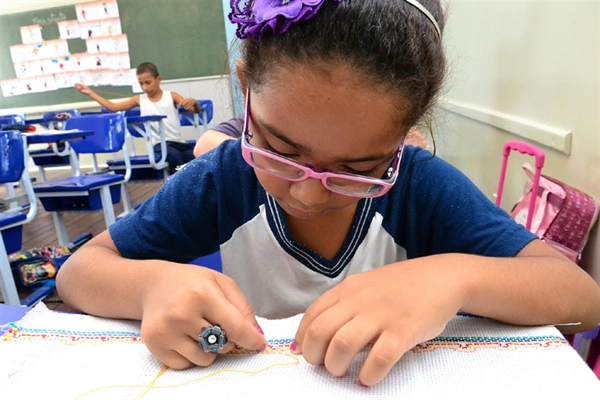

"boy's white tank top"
[139,90,183,144]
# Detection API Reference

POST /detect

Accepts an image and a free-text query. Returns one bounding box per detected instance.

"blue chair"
[28,109,82,182]
[190,251,223,273]
[32,114,132,246]
[0,131,40,306]
[106,108,170,181]
[0,114,26,127]
[180,100,213,141]
[1,115,30,211]
[41,109,81,129]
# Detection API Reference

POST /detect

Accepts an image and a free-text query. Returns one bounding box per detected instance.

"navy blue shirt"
[110,140,536,318]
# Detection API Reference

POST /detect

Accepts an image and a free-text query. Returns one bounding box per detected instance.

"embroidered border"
[3,324,568,352]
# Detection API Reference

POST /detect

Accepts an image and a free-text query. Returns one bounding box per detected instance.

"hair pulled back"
[136,62,159,78]
[241,0,446,131]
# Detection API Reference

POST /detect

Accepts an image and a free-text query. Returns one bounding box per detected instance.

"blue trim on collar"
[264,195,374,278]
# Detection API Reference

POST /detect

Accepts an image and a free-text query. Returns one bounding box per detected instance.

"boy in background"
[75,62,199,173]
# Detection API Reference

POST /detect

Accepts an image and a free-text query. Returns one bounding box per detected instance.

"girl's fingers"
[200,279,265,352]
[297,305,353,366]
[358,330,411,386]
[143,316,218,369]
[323,316,381,377]
[217,276,261,329]
[171,334,218,368]
[293,285,342,355]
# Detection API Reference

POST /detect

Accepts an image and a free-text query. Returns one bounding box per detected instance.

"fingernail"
[289,340,297,352]
[358,379,368,387]
[259,343,267,352]
[255,324,264,335]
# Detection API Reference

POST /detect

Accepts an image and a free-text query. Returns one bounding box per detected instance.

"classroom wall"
[436,1,600,283]
[221,0,244,116]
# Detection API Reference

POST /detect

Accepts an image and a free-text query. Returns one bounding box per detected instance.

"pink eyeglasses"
[241,89,405,198]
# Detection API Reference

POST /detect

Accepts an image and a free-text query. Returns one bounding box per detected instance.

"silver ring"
[198,325,227,354]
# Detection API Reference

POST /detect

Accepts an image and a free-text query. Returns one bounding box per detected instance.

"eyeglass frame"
[240,88,406,199]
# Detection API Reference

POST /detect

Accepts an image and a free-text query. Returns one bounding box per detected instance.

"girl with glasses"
[57,0,600,387]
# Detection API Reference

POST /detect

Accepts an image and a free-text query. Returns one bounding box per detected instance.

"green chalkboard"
[0,0,228,110]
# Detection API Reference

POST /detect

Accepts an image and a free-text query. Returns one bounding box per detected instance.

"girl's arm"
[460,239,599,332]
[75,82,139,112]
[293,239,600,386]
[56,230,266,368]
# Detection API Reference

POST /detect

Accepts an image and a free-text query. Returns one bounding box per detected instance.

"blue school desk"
[106,114,170,180]
[0,303,29,325]
[24,129,93,144]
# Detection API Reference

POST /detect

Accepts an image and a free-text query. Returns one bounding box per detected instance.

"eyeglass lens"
[249,151,386,196]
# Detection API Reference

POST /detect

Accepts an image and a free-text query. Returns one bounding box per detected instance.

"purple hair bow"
[230,0,342,41]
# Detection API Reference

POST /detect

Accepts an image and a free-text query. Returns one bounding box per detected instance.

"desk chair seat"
[29,148,70,162]
[106,156,167,180]
[33,175,123,211]
[0,212,27,229]
[106,109,169,181]
[1,131,39,306]
[32,113,132,246]
[28,148,74,170]
[1,213,27,256]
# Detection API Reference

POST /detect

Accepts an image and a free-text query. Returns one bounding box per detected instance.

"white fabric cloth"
[139,90,183,144]
[1,303,598,399]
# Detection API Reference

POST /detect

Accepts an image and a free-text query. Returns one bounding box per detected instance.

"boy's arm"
[75,82,139,112]
[172,92,200,113]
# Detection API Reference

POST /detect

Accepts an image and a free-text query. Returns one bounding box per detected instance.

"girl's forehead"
[252,65,405,155]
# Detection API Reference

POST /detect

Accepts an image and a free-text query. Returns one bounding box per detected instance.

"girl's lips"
[284,204,323,219]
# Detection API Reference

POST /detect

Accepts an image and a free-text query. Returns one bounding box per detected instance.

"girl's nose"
[289,178,329,207]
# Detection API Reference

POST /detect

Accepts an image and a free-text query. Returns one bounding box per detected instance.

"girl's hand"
[179,98,198,112]
[291,260,467,386]
[75,82,92,95]
[140,263,266,369]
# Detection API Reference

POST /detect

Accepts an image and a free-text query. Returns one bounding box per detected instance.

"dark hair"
[136,62,159,78]
[241,0,446,134]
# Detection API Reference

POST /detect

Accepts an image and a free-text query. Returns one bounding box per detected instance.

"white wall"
[437,0,600,282]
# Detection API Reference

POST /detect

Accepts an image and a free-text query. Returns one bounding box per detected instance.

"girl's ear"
[235,58,248,94]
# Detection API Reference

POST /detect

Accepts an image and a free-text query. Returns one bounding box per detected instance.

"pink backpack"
[496,141,599,264]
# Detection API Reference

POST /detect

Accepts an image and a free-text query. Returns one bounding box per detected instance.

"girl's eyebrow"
[256,115,398,164]
[257,116,311,153]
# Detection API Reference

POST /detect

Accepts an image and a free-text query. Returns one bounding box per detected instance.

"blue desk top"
[126,115,166,124]
[24,129,93,144]
[178,107,202,113]
[0,304,29,325]
[25,116,68,125]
